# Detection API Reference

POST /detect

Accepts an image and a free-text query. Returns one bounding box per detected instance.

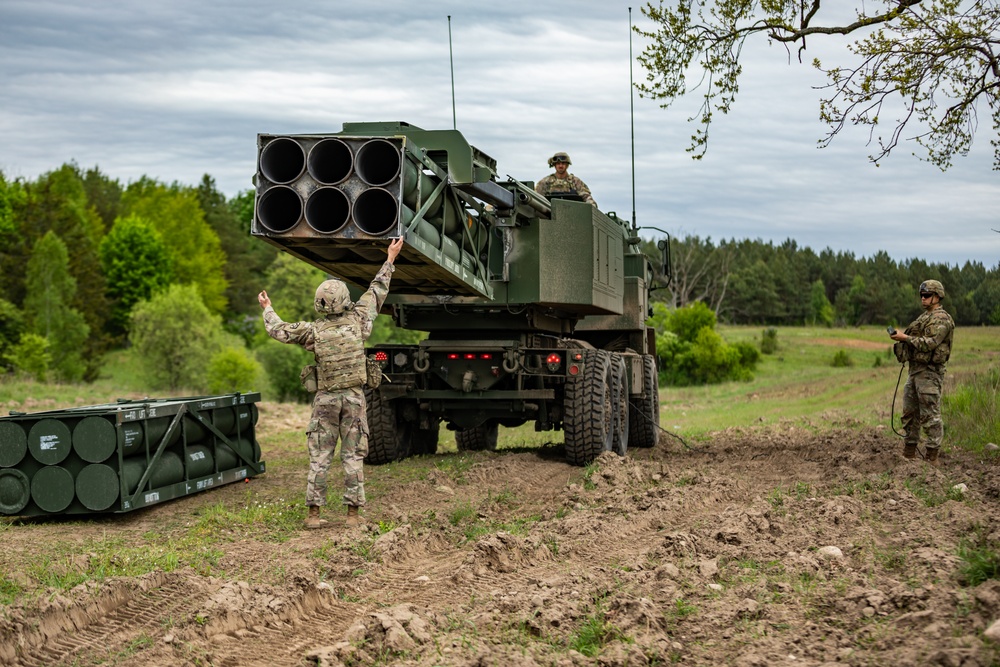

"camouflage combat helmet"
[919,279,946,299]
[547,152,572,167]
[314,279,353,314]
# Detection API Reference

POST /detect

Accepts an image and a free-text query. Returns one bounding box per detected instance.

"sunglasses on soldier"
[920,293,934,298]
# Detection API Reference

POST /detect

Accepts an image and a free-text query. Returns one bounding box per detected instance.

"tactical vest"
[313,314,365,391]
[904,308,954,367]
[543,175,578,195]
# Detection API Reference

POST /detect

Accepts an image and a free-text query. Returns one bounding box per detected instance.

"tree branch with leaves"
[636,0,1000,169]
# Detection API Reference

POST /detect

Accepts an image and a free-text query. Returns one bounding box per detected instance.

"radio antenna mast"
[629,7,637,233]
[449,16,457,129]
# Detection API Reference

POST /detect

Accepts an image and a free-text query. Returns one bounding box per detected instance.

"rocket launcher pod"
[252,122,513,299]
[0,393,264,517]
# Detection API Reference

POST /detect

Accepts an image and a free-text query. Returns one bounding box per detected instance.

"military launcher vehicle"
[0,393,263,517]
[252,122,667,465]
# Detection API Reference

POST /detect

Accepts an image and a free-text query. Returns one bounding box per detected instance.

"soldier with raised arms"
[258,237,404,528]
[889,279,955,466]
[535,151,597,207]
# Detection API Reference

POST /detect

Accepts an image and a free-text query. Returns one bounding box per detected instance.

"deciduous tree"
[637,0,1000,168]
[99,214,172,336]
[122,177,229,315]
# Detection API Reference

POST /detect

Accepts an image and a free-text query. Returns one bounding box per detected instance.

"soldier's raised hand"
[387,237,404,264]
[258,290,271,309]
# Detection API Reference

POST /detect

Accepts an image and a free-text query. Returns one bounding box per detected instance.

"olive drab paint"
[250,122,666,468]
[0,393,264,517]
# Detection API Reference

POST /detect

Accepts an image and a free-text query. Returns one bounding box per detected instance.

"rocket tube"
[307,138,353,185]
[260,137,305,184]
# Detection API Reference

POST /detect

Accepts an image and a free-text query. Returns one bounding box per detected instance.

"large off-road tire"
[563,349,614,466]
[611,353,629,457]
[411,421,440,456]
[364,388,410,464]
[455,422,498,452]
[628,354,660,448]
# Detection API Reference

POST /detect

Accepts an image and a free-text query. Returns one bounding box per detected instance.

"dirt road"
[2,403,999,666]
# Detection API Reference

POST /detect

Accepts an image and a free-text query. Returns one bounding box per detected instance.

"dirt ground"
[3,401,1000,667]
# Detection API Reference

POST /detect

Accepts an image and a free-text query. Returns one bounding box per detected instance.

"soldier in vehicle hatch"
[535,152,597,206]
[258,237,404,529]
[889,279,955,466]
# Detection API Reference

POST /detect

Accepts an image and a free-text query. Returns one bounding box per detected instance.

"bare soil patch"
[3,416,1000,666]
[813,338,889,352]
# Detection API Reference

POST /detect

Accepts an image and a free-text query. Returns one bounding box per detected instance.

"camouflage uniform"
[900,302,954,454]
[535,173,597,206]
[262,261,395,507]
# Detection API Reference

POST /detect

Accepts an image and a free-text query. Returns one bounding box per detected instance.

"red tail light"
[546,353,562,373]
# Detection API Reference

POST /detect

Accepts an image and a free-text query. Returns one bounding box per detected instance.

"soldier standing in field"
[535,152,597,206]
[890,279,955,466]
[258,237,404,528]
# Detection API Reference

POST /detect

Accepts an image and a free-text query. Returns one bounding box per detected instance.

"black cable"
[890,361,906,438]
[627,398,699,451]
[889,359,926,460]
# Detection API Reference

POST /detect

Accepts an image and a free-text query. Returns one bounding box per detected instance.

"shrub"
[129,284,227,391]
[734,341,761,368]
[668,301,717,343]
[652,303,758,386]
[831,350,853,367]
[5,333,52,381]
[206,347,265,395]
[761,327,778,354]
[254,339,313,403]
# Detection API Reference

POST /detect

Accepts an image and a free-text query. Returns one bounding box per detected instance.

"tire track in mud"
[206,589,368,667]
[8,573,213,667]
[208,454,581,665]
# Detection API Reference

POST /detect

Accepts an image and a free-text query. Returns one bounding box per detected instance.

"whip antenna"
[449,16,457,129]
[629,7,637,233]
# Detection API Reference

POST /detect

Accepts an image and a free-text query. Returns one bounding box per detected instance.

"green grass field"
[1,325,997,452]
[486,324,1000,450]
[667,324,1000,445]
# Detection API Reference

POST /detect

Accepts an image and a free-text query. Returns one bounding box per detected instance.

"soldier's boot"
[925,448,940,466]
[346,505,361,527]
[305,505,328,529]
[903,443,917,459]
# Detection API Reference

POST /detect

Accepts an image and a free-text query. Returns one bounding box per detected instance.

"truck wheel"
[564,349,614,466]
[411,421,440,455]
[365,388,410,464]
[611,353,629,457]
[455,422,498,452]
[629,354,660,448]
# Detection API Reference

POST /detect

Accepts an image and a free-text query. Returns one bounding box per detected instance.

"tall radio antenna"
[629,7,637,233]
[448,15,457,129]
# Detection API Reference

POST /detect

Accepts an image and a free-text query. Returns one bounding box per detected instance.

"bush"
[254,339,314,403]
[129,284,227,391]
[831,350,854,367]
[651,302,759,386]
[5,333,51,381]
[761,327,778,354]
[206,347,266,395]
[733,341,761,368]
[668,301,717,343]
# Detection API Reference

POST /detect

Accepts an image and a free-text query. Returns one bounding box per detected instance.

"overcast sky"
[1,1,996,267]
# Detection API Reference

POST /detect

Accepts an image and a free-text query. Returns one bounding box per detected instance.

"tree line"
[0,163,996,389]
[645,236,1000,328]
